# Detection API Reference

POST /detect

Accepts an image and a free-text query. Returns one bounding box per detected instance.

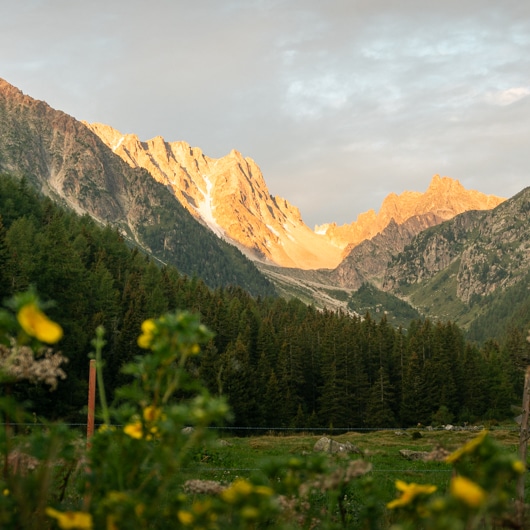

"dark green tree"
[364,366,397,428]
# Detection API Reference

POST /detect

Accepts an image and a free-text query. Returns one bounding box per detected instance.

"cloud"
[485,87,530,106]
[283,74,351,119]
[1,0,530,226]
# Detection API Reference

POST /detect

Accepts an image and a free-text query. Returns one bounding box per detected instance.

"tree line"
[1,175,528,429]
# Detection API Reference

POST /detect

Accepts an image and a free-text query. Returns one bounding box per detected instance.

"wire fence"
[0,422,520,432]
[1,422,523,478]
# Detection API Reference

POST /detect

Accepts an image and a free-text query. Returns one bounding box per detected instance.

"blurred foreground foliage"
[0,292,528,528]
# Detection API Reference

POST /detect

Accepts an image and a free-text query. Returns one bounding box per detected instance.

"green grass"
[183,427,529,499]
[400,259,478,327]
[175,426,530,528]
[5,426,528,528]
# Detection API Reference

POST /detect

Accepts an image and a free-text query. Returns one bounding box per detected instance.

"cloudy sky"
[2,1,529,227]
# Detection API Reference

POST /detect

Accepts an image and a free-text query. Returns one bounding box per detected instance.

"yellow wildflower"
[177,510,194,525]
[190,343,200,355]
[430,497,447,513]
[191,407,207,421]
[220,478,254,503]
[17,303,63,344]
[45,507,93,529]
[387,480,437,509]
[445,430,488,463]
[513,460,526,474]
[106,491,129,503]
[191,500,211,514]
[147,426,159,440]
[123,421,143,439]
[450,475,486,508]
[98,424,115,433]
[143,405,163,422]
[254,485,274,496]
[241,506,260,520]
[3,488,9,496]
[137,319,156,349]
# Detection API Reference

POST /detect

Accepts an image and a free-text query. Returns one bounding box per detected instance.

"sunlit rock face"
[315,175,505,259]
[85,122,345,269]
[87,122,504,270]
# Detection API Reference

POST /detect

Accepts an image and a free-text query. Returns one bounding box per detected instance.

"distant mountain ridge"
[84,122,344,270]
[3,76,527,340]
[318,175,504,254]
[85,122,504,270]
[383,187,530,304]
[263,188,530,334]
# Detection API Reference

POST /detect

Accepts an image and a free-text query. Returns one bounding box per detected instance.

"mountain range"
[83,121,504,272]
[0,77,528,339]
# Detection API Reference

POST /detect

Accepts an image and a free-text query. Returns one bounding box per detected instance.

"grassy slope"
[182,426,527,506]
[398,260,469,325]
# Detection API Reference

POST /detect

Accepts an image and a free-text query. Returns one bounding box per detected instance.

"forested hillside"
[1,175,528,429]
[465,270,530,344]
[0,79,276,299]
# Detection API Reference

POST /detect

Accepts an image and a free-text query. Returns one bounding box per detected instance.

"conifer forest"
[1,175,527,430]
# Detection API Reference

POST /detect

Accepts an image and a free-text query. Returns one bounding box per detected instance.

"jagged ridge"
[383,187,530,304]
[317,175,504,256]
[0,77,276,297]
[85,120,505,271]
[84,122,344,270]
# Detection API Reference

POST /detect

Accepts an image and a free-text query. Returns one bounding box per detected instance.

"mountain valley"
[1,77,528,340]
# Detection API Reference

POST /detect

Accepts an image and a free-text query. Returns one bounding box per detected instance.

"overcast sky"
[2,1,529,227]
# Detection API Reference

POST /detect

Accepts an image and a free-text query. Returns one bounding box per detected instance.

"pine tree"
[276,335,306,426]
[262,370,285,428]
[140,260,169,317]
[218,337,258,428]
[458,344,489,422]
[0,215,11,300]
[364,367,397,427]
[197,340,221,395]
[400,351,430,425]
[4,217,38,292]
[87,261,121,329]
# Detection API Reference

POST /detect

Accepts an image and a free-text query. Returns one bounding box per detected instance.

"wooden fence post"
[516,365,530,521]
[87,359,96,447]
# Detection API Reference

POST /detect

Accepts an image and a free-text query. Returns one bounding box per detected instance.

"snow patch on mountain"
[196,175,224,238]
[112,136,125,152]
[266,224,279,237]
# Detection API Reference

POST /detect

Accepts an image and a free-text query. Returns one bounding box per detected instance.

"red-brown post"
[516,365,530,524]
[87,359,96,446]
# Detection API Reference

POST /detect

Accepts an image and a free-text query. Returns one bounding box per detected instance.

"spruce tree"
[400,351,430,425]
[364,366,397,428]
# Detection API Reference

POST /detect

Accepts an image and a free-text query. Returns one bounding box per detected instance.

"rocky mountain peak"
[0,78,23,99]
[85,120,505,271]
[316,175,505,255]
[85,122,345,269]
[429,173,459,189]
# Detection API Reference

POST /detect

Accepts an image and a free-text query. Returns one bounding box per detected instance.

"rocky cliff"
[0,78,276,296]
[86,120,505,271]
[328,212,445,290]
[316,175,504,256]
[382,187,530,304]
[84,122,344,270]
